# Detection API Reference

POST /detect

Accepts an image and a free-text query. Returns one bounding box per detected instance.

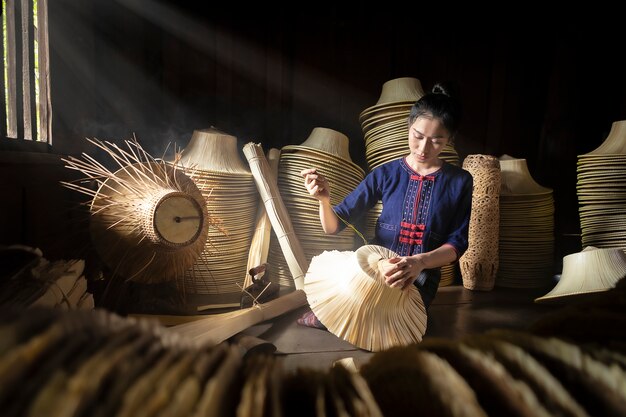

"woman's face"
[407,115,450,167]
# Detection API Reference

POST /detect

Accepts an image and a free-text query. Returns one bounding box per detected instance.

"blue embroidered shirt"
[333,157,473,306]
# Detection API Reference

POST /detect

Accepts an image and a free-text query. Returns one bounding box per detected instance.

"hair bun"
[431,83,449,96]
[432,81,462,101]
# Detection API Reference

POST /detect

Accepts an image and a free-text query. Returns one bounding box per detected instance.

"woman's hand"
[301,168,331,203]
[382,256,425,290]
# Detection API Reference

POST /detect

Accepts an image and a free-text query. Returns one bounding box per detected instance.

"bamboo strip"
[168,290,307,345]
[243,148,281,288]
[243,143,308,289]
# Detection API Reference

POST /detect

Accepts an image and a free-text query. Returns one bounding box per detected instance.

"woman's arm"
[301,168,341,234]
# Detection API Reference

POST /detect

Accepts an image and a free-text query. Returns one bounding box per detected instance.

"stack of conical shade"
[360,77,425,171]
[359,77,460,286]
[268,127,366,288]
[497,156,554,288]
[177,128,258,305]
[577,120,626,252]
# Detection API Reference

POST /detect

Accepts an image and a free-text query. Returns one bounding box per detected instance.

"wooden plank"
[5,0,18,138]
[12,0,24,139]
[21,0,36,141]
[0,1,7,137]
[37,0,51,144]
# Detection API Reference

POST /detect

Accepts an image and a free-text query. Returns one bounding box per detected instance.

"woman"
[299,83,473,327]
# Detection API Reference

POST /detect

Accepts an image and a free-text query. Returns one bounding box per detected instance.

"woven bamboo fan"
[304,245,427,352]
[62,138,210,283]
[535,246,626,304]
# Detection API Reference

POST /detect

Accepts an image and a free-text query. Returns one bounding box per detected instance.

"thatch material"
[487,329,626,417]
[360,346,487,417]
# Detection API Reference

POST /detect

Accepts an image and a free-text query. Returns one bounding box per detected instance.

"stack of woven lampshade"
[268,127,366,288]
[496,156,554,288]
[178,128,259,307]
[577,120,626,252]
[360,77,426,171]
[359,77,460,286]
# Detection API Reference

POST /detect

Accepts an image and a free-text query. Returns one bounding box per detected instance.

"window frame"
[1,0,51,151]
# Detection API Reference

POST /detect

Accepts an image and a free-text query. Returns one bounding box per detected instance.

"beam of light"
[114,0,372,119]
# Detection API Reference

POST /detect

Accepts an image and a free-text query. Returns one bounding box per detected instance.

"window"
[1,0,50,145]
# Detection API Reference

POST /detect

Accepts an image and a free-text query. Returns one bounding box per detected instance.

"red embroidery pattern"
[398,174,435,254]
[399,222,424,245]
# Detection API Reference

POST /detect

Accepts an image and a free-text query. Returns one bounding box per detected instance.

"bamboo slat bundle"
[243,142,309,290]
[243,148,281,289]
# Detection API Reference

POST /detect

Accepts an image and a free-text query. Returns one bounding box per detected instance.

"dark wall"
[6,1,625,260]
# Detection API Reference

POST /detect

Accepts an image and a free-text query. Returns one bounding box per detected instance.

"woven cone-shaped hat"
[298,127,353,162]
[178,127,250,173]
[359,77,425,121]
[304,245,427,352]
[535,246,626,303]
[583,120,626,155]
[375,77,424,106]
[499,155,552,195]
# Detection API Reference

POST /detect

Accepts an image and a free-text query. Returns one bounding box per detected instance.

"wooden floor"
[235,283,563,371]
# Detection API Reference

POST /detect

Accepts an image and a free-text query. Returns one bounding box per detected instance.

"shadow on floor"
[240,284,562,371]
